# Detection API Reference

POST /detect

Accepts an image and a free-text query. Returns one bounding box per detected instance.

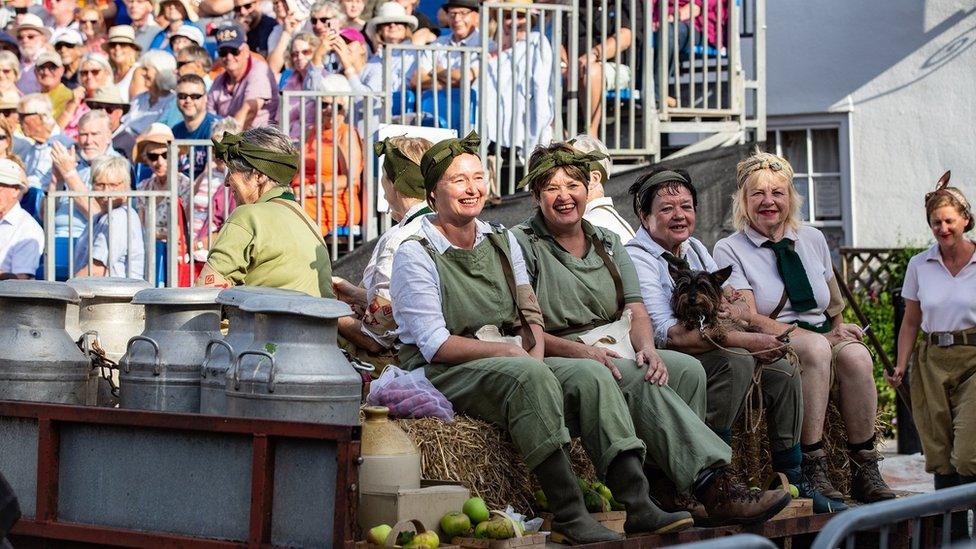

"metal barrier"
[672,534,778,548]
[811,483,976,548]
[382,43,481,136]
[43,187,176,285]
[280,90,385,257]
[480,1,576,195]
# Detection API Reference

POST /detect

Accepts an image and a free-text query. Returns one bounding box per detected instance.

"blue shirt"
[12,132,73,191]
[172,112,221,178]
[54,147,123,238]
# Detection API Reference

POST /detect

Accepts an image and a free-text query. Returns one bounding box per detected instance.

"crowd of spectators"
[0,0,729,282]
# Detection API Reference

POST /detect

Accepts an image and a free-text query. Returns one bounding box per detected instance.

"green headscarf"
[420,131,481,194]
[213,132,299,187]
[374,138,425,200]
[518,148,608,191]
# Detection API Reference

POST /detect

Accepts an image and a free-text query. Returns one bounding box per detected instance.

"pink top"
[206,57,280,129]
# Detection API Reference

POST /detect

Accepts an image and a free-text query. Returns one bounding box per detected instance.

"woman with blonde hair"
[712,149,895,505]
[78,6,108,54]
[58,53,113,139]
[280,32,325,138]
[889,172,976,504]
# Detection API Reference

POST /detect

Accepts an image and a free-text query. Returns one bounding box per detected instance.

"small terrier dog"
[669,264,744,344]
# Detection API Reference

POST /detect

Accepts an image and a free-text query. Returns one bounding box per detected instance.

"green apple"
[366,524,392,545]
[462,497,490,524]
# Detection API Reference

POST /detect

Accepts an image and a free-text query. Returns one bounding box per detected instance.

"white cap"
[0,158,27,189]
[52,28,85,47]
[170,25,205,47]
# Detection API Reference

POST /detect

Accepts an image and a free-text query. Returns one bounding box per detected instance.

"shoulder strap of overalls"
[270,197,326,246]
[589,232,625,321]
[485,224,537,349]
[591,203,635,237]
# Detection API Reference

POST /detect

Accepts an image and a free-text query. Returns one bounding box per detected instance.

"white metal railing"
[480,1,576,195]
[43,188,176,284]
[279,90,385,256]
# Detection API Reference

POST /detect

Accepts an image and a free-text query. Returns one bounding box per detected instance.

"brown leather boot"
[694,468,792,526]
[646,472,709,523]
[802,450,845,500]
[849,449,896,503]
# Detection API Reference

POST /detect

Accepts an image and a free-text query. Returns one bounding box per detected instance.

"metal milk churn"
[225,294,363,425]
[120,287,221,412]
[200,286,305,416]
[0,280,96,404]
[67,277,153,362]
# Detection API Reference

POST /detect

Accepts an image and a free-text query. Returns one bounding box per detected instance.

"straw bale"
[394,416,595,514]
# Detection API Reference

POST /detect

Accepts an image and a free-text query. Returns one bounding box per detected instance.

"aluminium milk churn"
[0,280,96,404]
[225,294,363,425]
[200,286,304,416]
[120,287,221,412]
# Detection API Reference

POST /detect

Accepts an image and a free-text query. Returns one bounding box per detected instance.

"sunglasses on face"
[0,134,8,141]
[13,6,27,14]
[177,92,204,100]
[17,32,41,41]
[176,60,192,69]
[321,102,343,111]
[218,47,240,58]
[146,151,168,162]
[291,48,313,56]
[311,16,332,24]
[80,19,99,25]
[80,68,102,76]
[0,108,14,115]
[36,64,59,73]
[54,42,78,50]
[0,68,13,75]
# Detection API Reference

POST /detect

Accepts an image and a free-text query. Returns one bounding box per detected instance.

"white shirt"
[390,217,530,362]
[420,30,489,75]
[584,197,635,245]
[712,224,835,326]
[73,205,146,279]
[625,228,716,347]
[359,202,432,347]
[482,30,553,158]
[902,242,976,333]
[0,202,44,276]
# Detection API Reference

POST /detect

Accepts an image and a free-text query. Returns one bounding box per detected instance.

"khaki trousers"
[911,342,976,476]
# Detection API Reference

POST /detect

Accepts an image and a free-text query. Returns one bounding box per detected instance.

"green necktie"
[661,251,690,272]
[761,239,818,313]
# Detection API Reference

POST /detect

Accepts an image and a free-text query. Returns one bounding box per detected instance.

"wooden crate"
[451,533,547,548]
[539,510,626,534]
[771,497,813,521]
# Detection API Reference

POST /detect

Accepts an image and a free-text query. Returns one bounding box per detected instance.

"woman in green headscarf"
[196,127,335,298]
[511,142,791,526]
[389,132,694,544]
[712,149,894,504]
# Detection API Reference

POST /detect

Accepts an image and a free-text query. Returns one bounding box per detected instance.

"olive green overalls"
[513,215,730,491]
[399,226,645,477]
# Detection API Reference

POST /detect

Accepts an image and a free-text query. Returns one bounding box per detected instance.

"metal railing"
[811,483,976,548]
[279,90,385,257]
[480,1,576,195]
[382,43,480,136]
[43,188,175,284]
[672,534,778,548]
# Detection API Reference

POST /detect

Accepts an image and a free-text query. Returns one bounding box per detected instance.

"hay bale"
[394,416,595,514]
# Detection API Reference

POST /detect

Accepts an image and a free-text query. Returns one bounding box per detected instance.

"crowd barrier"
[42,188,177,285]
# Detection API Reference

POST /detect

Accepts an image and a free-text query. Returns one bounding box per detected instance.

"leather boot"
[646,469,709,523]
[849,449,896,503]
[604,451,694,534]
[533,449,622,545]
[779,465,847,514]
[693,467,792,526]
[802,450,844,500]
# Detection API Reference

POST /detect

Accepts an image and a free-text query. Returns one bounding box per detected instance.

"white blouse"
[712,225,835,325]
[902,242,976,333]
[390,217,530,362]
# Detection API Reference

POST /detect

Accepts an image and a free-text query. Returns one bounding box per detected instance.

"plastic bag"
[366,365,455,422]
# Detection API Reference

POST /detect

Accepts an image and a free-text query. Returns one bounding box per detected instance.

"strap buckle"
[936,332,955,347]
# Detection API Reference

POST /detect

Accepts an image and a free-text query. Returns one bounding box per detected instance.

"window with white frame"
[768,120,851,251]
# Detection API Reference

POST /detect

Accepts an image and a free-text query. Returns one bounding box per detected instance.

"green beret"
[212,132,299,186]
[374,138,425,200]
[420,131,481,194]
[518,148,608,191]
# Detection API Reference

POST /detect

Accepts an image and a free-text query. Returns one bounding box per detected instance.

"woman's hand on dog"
[637,347,669,386]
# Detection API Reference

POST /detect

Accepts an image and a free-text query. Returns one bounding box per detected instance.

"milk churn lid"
[239,294,352,319]
[216,286,308,307]
[67,277,153,299]
[132,287,222,305]
[0,280,79,303]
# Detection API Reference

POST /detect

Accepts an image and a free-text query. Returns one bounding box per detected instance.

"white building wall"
[765,0,976,247]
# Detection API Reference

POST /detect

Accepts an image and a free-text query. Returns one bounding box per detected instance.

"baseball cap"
[338,27,366,44]
[52,29,85,47]
[213,21,246,50]
[34,51,63,69]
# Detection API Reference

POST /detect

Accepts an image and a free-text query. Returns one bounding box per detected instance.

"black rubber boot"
[534,449,622,545]
[605,451,694,534]
[934,473,960,490]
[952,475,973,541]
